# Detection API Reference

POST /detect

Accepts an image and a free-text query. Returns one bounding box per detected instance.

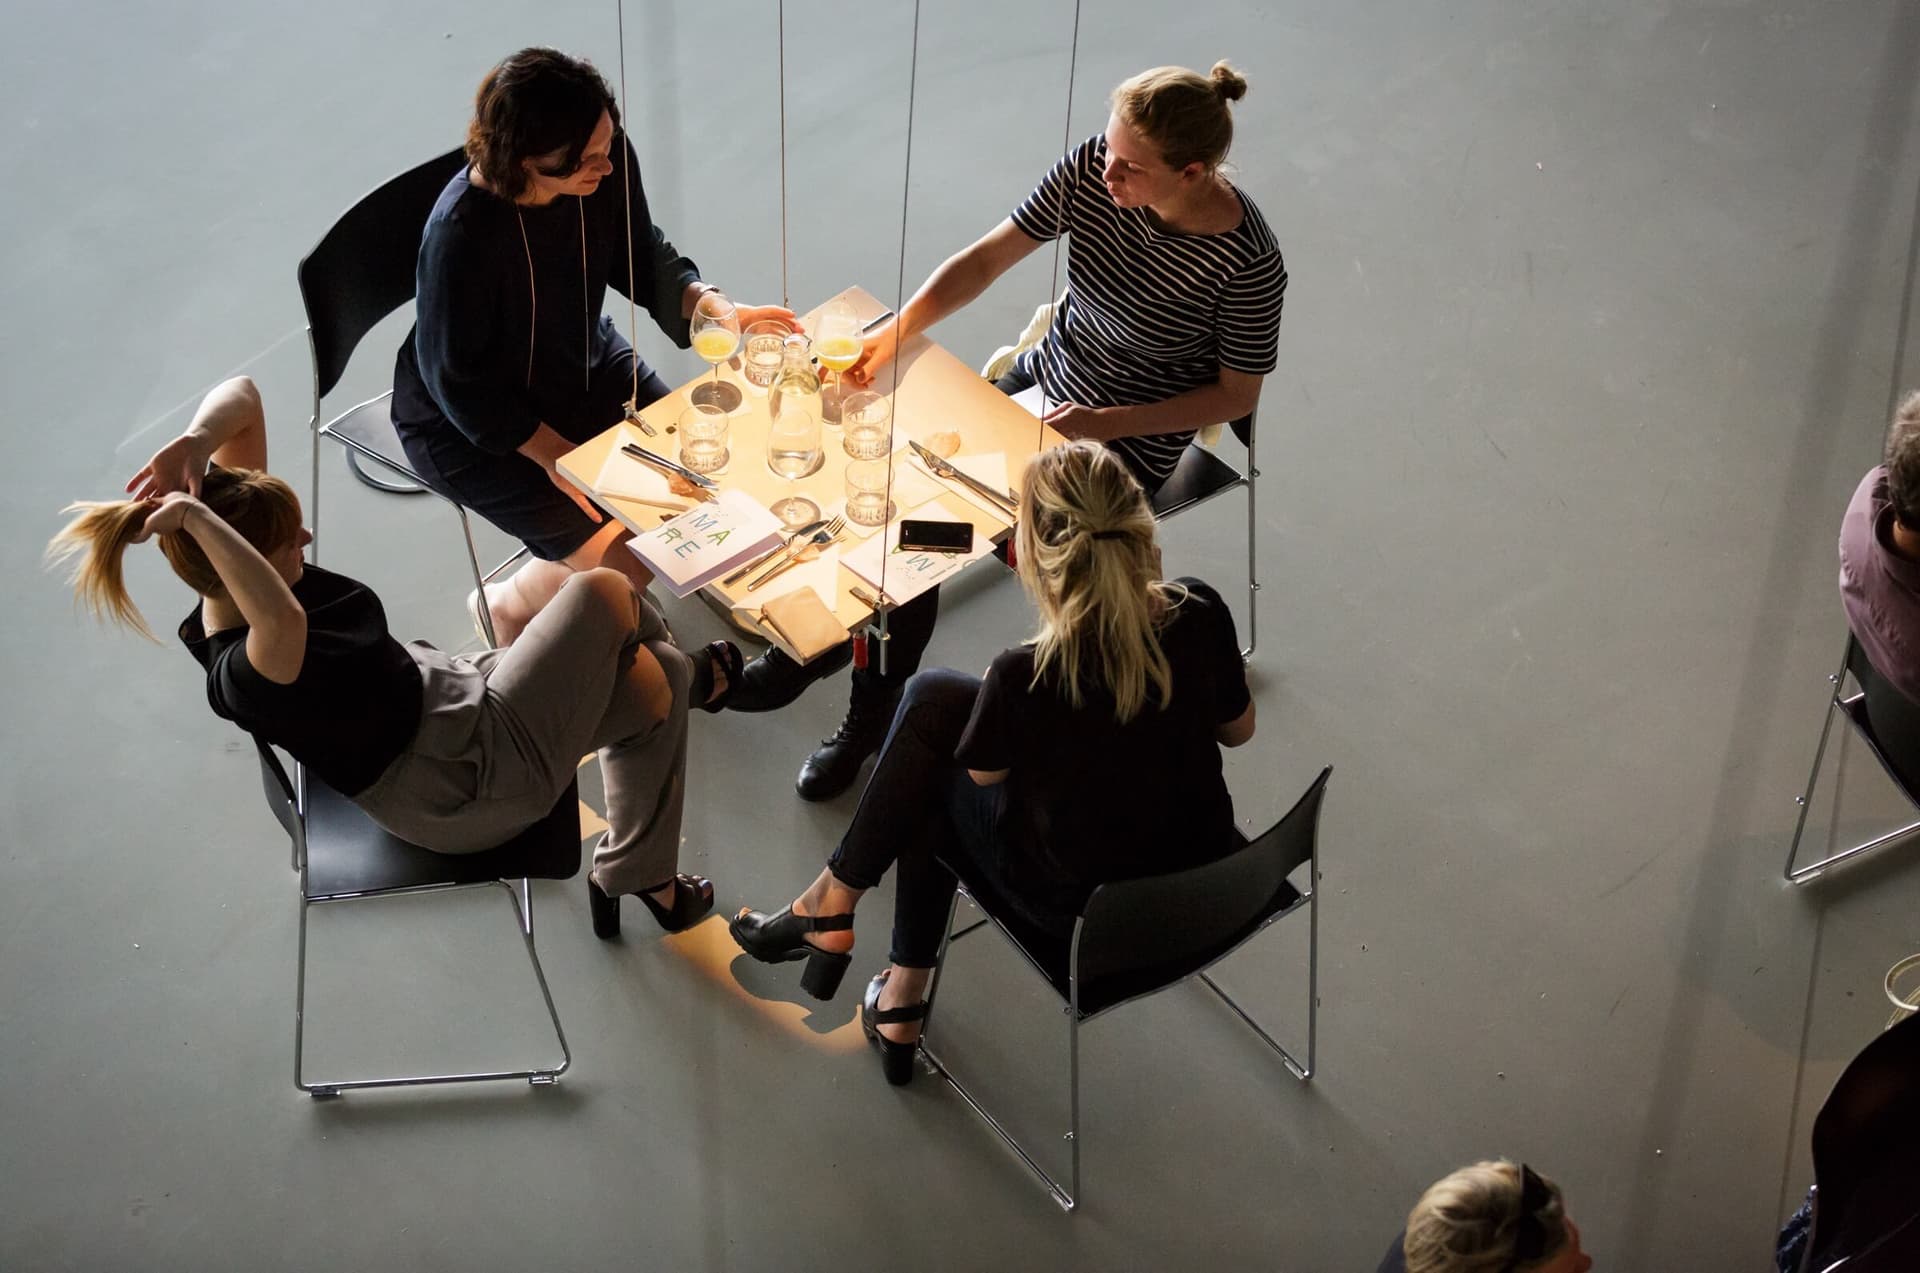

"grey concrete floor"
[5,1,1920,1269]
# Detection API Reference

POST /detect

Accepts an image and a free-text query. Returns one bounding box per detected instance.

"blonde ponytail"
[46,499,161,640]
[1014,441,1181,722]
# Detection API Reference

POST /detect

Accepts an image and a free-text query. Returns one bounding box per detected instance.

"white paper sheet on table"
[904,450,1016,525]
[841,497,993,606]
[591,430,696,509]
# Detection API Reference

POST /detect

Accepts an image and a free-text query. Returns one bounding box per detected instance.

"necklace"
[513,198,592,393]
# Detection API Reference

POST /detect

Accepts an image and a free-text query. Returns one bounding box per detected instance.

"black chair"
[1785,634,1920,882]
[918,765,1329,1211]
[253,740,581,1098]
[297,147,528,645]
[1796,1014,1920,1270]
[1150,412,1259,659]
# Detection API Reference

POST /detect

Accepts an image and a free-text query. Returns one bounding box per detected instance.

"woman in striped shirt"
[737,62,1285,802]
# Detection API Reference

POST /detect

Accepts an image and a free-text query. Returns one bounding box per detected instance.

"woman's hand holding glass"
[689,291,744,412]
[846,320,901,388]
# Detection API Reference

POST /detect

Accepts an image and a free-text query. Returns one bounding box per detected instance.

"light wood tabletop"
[559,285,1065,661]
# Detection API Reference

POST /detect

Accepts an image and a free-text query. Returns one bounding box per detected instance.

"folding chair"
[297,147,527,645]
[919,765,1329,1210]
[253,740,581,1098]
[1149,412,1260,658]
[1785,634,1920,882]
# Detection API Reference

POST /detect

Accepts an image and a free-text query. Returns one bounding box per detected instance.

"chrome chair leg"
[458,506,501,648]
[1784,639,1920,883]
[1243,439,1259,660]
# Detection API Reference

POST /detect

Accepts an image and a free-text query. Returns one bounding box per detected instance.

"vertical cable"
[1036,0,1083,458]
[778,0,791,310]
[875,0,925,654]
[616,0,641,412]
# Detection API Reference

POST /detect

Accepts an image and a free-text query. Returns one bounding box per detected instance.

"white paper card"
[841,498,992,606]
[906,450,1015,524]
[626,489,784,598]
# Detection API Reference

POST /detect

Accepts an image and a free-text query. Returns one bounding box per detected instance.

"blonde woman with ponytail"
[732,441,1255,1086]
[49,377,739,940]
[759,57,1287,808]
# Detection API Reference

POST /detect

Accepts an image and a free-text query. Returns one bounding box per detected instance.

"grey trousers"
[355,571,692,894]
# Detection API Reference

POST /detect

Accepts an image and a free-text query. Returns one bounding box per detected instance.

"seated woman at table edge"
[50,376,736,938]
[729,441,1256,1085]
[393,46,794,647]
[1840,389,1920,707]
[727,60,1284,802]
[1378,1160,1592,1273]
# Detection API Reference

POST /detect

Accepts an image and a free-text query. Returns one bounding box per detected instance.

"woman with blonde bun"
[1380,1161,1595,1273]
[729,441,1257,1085]
[764,60,1288,806]
[49,376,732,940]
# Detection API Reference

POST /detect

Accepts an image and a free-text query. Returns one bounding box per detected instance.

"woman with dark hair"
[51,377,727,938]
[393,47,793,645]
[728,441,1256,1084]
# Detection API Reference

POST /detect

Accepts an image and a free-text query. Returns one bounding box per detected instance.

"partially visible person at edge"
[726,60,1286,799]
[49,377,739,939]
[1378,1160,1595,1273]
[1840,389,1920,704]
[393,46,794,646]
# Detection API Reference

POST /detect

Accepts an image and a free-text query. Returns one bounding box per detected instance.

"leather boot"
[795,679,899,801]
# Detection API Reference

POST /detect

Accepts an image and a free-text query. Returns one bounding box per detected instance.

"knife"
[620,442,718,490]
[721,518,829,586]
[907,440,1019,513]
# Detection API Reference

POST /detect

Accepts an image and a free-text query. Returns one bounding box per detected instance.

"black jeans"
[824,668,1022,967]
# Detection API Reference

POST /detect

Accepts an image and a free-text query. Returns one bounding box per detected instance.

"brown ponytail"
[46,465,303,642]
[1110,61,1247,172]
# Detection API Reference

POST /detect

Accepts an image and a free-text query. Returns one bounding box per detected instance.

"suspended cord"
[778,0,791,309]
[616,0,641,412]
[1037,0,1083,459]
[877,0,925,632]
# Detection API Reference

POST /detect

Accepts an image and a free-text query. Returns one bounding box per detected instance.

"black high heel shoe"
[727,905,854,999]
[689,640,743,714]
[862,970,928,1087]
[589,873,715,939]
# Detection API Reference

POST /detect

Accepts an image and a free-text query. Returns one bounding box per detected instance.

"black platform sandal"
[727,905,854,999]
[589,872,715,939]
[862,969,928,1087]
[689,640,744,714]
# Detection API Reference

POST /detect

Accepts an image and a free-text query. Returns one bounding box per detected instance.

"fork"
[722,516,829,586]
[746,516,846,592]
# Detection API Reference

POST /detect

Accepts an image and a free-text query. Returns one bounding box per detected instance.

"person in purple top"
[1839,391,1920,703]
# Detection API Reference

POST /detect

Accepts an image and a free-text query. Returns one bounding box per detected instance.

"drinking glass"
[741,319,789,392]
[844,459,893,527]
[678,403,729,474]
[813,299,860,423]
[689,291,743,412]
[765,397,824,527]
[840,389,892,460]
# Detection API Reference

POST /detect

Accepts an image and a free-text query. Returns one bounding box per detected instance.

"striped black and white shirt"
[1009,134,1287,487]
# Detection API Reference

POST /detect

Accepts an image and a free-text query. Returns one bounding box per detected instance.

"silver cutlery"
[721,517,830,586]
[907,440,1019,514]
[747,516,847,592]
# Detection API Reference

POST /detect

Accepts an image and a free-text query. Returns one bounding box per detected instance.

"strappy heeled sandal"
[588,872,715,939]
[689,640,744,714]
[727,905,854,1000]
[862,969,928,1087]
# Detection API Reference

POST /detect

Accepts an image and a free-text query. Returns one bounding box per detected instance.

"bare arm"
[1217,701,1256,748]
[849,219,1043,385]
[1046,367,1265,443]
[126,376,269,498]
[137,493,307,684]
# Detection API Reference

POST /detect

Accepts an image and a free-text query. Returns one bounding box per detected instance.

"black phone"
[897,519,974,554]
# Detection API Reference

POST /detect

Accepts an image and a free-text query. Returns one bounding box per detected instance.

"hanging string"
[1036,0,1083,461]
[777,0,791,310]
[615,0,642,418]
[875,0,925,646]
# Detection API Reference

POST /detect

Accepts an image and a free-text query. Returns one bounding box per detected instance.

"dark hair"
[466,47,619,201]
[1887,391,1920,529]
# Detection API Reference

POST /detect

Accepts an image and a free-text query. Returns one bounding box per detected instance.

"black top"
[955,578,1251,914]
[392,135,701,460]
[1376,1233,1408,1273]
[178,565,423,797]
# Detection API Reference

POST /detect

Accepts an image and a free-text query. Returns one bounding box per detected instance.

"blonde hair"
[1110,61,1246,172]
[1403,1161,1570,1273]
[1885,389,1920,528]
[46,466,303,641]
[1013,441,1181,722]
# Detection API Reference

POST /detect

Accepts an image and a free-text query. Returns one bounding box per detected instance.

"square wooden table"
[558,285,1066,661]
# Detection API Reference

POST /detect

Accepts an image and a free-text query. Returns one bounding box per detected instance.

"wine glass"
[813,299,860,423]
[765,396,824,528]
[689,291,743,412]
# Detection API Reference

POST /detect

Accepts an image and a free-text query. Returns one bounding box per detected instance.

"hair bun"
[1209,61,1247,103]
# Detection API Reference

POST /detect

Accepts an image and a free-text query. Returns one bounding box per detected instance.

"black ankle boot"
[795,681,898,801]
[725,643,853,714]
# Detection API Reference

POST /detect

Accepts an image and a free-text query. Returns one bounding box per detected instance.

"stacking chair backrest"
[1075,765,1328,1007]
[297,146,466,400]
[1802,1014,1920,1270]
[1850,637,1920,795]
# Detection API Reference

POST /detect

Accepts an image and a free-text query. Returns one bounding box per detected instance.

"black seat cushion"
[321,394,422,484]
[304,777,583,899]
[1150,445,1246,520]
